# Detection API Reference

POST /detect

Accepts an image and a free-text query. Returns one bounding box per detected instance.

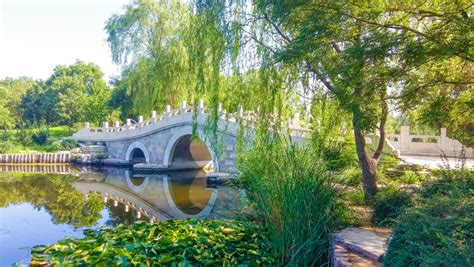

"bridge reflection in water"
[74,167,242,222]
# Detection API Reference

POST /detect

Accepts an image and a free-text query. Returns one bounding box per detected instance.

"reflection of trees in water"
[104,201,140,227]
[0,173,105,228]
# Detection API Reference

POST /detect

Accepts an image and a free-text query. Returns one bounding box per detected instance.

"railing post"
[198,99,204,113]
[292,113,301,128]
[440,127,447,152]
[181,100,187,111]
[85,122,90,128]
[218,103,223,113]
[151,110,157,118]
[400,125,410,152]
[102,122,109,128]
[114,121,120,128]
[165,104,171,114]
[138,116,143,123]
[238,105,243,117]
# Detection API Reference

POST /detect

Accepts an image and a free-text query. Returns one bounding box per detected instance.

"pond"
[0,165,242,266]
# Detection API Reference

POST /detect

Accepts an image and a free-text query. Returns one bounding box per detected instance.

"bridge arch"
[162,175,218,219]
[163,128,219,172]
[125,141,150,164]
[125,170,150,193]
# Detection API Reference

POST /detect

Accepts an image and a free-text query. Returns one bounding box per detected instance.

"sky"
[0,0,131,81]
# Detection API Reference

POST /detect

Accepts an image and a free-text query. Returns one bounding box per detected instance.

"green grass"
[49,126,75,138]
[237,138,349,266]
[0,125,77,153]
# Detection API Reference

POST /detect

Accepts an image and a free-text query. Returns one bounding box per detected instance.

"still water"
[0,165,241,266]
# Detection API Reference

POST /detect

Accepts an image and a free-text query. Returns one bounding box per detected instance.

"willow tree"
[197,0,473,201]
[105,0,193,114]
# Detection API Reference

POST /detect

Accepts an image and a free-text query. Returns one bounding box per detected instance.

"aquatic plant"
[31,219,273,266]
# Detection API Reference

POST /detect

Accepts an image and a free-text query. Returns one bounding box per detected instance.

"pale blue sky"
[0,0,131,81]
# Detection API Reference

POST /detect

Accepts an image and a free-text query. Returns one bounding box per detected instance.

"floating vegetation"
[31,219,273,266]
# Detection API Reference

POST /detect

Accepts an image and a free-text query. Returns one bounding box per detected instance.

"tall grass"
[237,138,348,266]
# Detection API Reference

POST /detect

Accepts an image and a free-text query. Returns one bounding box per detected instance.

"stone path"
[400,155,474,169]
[331,227,391,267]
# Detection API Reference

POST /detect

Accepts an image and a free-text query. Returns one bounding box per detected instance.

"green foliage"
[0,77,36,129]
[384,171,474,266]
[237,139,348,266]
[344,190,366,206]
[14,129,33,146]
[0,141,14,153]
[48,126,73,138]
[46,139,78,152]
[32,128,49,145]
[398,171,426,185]
[31,219,274,266]
[0,173,104,228]
[339,167,363,187]
[17,61,111,127]
[371,187,415,227]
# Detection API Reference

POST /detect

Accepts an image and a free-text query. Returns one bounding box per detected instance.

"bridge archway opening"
[170,135,214,171]
[130,148,147,164]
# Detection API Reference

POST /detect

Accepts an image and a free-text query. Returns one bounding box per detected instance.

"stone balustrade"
[74,99,311,141]
[386,126,473,158]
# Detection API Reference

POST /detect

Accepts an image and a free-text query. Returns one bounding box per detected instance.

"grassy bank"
[0,126,77,153]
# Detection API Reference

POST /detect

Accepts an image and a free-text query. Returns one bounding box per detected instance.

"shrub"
[0,131,11,142]
[32,128,49,145]
[61,138,78,150]
[237,139,348,266]
[398,171,425,185]
[46,139,78,152]
[384,170,474,266]
[371,187,414,226]
[0,141,14,153]
[14,129,32,146]
[325,139,358,171]
[46,140,63,152]
[340,166,362,187]
[31,219,273,266]
[344,189,365,206]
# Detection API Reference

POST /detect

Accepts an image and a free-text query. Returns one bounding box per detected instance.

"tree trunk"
[352,113,379,203]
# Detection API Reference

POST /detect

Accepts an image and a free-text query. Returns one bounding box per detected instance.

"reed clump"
[237,138,349,266]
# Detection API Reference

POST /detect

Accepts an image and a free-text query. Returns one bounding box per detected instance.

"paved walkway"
[400,155,474,169]
[331,227,391,267]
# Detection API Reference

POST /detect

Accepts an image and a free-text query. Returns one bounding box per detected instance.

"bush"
[384,170,474,266]
[0,131,11,142]
[340,166,362,187]
[0,141,14,153]
[32,128,49,145]
[344,190,365,206]
[61,138,78,150]
[14,129,32,146]
[31,219,273,266]
[398,171,425,185]
[46,139,78,152]
[237,139,348,266]
[371,187,414,226]
[324,139,358,171]
[46,141,63,152]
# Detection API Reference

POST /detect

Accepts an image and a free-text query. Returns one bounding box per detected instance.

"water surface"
[0,165,241,265]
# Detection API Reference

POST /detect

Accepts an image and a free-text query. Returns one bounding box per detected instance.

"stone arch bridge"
[73,100,309,174]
